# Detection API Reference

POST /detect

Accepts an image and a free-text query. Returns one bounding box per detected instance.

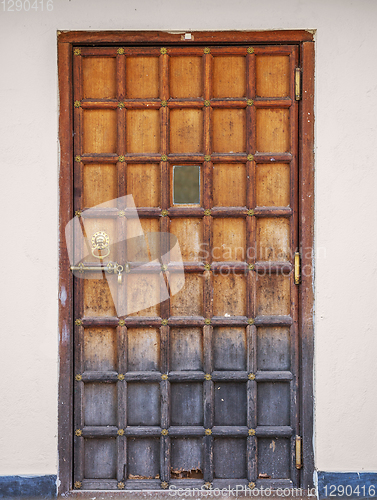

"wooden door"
[70,42,301,492]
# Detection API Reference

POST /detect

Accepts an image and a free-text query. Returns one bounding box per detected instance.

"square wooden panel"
[212,56,246,98]
[256,55,290,98]
[213,274,247,316]
[127,163,161,207]
[126,273,161,317]
[213,439,247,479]
[84,279,116,317]
[257,382,290,426]
[256,163,290,207]
[83,110,117,154]
[212,109,246,153]
[213,327,246,370]
[170,273,203,317]
[256,218,290,261]
[126,218,160,262]
[84,439,117,479]
[170,218,203,262]
[171,438,203,478]
[214,382,247,425]
[212,218,246,261]
[213,164,246,207]
[84,327,117,372]
[127,382,160,425]
[258,438,290,479]
[256,274,291,316]
[170,328,203,371]
[256,109,290,153]
[126,57,159,99]
[127,438,160,479]
[126,110,160,153]
[83,164,118,208]
[84,383,117,426]
[127,328,160,371]
[257,327,290,371]
[170,56,203,98]
[171,383,203,425]
[169,109,203,153]
[82,57,117,99]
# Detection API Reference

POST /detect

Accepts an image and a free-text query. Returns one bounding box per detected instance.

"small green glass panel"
[173,165,200,204]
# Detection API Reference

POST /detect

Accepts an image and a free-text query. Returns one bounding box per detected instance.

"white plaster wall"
[0,0,377,476]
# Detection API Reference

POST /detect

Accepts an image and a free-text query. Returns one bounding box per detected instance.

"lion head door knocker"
[91,231,110,260]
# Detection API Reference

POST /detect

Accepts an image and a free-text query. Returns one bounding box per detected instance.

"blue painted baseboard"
[318,472,377,499]
[0,475,56,498]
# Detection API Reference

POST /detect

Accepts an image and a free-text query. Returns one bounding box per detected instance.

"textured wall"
[0,0,376,476]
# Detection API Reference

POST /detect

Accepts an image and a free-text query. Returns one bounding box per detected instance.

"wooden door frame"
[58,30,315,497]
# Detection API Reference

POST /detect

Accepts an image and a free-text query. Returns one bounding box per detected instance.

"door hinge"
[295,68,302,100]
[295,435,302,469]
[294,252,301,285]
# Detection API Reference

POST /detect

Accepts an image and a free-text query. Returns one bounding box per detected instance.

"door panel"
[72,43,299,491]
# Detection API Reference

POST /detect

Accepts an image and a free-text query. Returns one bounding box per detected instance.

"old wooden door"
[70,41,302,492]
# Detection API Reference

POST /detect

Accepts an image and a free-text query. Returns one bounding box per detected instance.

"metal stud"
[204,155,211,162]
[161,481,169,489]
[204,263,211,271]
[248,428,256,436]
[75,210,82,218]
[74,481,82,489]
[204,373,211,381]
[118,155,125,162]
[117,48,125,55]
[161,209,168,216]
[161,154,168,162]
[248,482,256,489]
[117,429,125,436]
[118,102,125,109]
[75,319,82,326]
[204,318,211,325]
[247,318,255,325]
[161,374,168,380]
[247,154,254,161]
[118,374,125,381]
[248,373,256,380]
[248,264,255,271]
[160,47,167,54]
[247,99,254,106]
[204,47,211,54]
[73,48,81,56]
[205,429,212,435]
[161,264,168,272]
[205,482,212,489]
[118,482,125,489]
[119,319,125,327]
[161,319,168,326]
[75,155,81,162]
[204,100,211,107]
[161,100,168,107]
[247,209,255,216]
[118,210,126,217]
[75,429,82,437]
[161,429,168,436]
[74,100,81,108]
[247,47,254,54]
[204,209,211,216]
[75,374,82,382]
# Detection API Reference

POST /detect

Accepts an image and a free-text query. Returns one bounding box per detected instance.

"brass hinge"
[295,68,302,100]
[294,252,301,285]
[295,435,302,469]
